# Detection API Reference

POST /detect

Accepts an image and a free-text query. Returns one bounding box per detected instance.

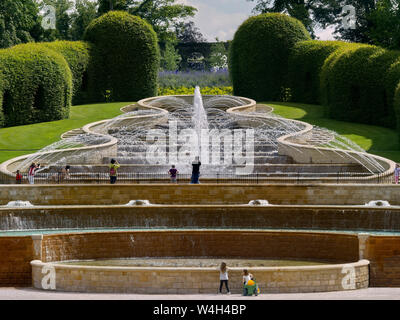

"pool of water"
[2,227,400,237]
[57,257,335,267]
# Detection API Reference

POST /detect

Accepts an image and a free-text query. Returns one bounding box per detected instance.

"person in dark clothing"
[168,165,179,183]
[190,156,201,184]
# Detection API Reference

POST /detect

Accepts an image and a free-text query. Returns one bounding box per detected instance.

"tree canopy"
[0,0,42,48]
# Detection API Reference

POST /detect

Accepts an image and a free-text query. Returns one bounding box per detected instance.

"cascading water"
[192,86,209,160]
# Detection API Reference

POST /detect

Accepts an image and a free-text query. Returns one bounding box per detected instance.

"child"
[219,262,231,294]
[242,269,253,296]
[109,159,120,184]
[395,164,400,184]
[15,170,22,184]
[168,165,178,183]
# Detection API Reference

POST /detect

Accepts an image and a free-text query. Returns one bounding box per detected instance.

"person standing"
[168,165,179,183]
[28,163,40,185]
[395,164,400,184]
[242,269,253,296]
[219,262,231,294]
[15,170,23,184]
[109,159,120,184]
[190,156,201,184]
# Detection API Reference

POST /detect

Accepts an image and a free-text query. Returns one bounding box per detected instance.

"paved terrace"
[1,287,400,300]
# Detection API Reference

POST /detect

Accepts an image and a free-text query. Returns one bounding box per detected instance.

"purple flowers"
[158,69,231,88]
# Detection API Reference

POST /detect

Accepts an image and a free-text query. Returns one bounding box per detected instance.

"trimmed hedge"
[84,11,160,102]
[394,83,400,137]
[229,13,311,101]
[43,41,92,105]
[288,40,350,104]
[0,43,73,127]
[0,73,5,127]
[320,44,400,128]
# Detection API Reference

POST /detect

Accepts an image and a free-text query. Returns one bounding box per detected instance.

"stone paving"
[1,287,400,300]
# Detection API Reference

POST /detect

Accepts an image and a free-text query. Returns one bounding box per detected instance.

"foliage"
[175,21,205,43]
[288,40,350,104]
[0,0,43,48]
[98,0,197,42]
[367,0,400,50]
[42,40,92,104]
[320,43,400,128]
[38,0,74,40]
[84,10,160,102]
[160,41,181,71]
[0,43,72,127]
[247,0,341,38]
[229,13,311,102]
[70,0,98,41]
[207,40,228,71]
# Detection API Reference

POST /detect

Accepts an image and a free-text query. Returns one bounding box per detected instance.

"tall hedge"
[84,11,160,102]
[0,73,5,127]
[394,83,400,137]
[320,44,400,128]
[229,13,311,101]
[288,40,350,104]
[43,41,92,105]
[0,43,73,127]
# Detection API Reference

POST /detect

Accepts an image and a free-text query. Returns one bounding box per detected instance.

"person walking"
[190,156,201,184]
[219,262,231,294]
[28,163,40,185]
[395,163,400,184]
[109,159,120,184]
[168,165,179,183]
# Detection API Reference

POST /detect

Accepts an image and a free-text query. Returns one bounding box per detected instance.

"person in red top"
[15,170,22,184]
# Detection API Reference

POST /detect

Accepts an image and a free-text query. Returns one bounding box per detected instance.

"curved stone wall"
[28,230,368,293]
[31,259,369,294]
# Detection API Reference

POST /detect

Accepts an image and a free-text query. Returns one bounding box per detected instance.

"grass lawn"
[266,101,400,162]
[0,102,130,164]
[0,100,399,165]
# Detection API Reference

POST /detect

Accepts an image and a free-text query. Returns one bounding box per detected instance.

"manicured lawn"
[266,102,400,162]
[0,102,130,164]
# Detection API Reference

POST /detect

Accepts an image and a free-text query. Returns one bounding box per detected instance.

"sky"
[176,0,335,41]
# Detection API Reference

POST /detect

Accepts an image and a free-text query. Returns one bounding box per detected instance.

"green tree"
[332,0,377,44]
[247,0,341,38]
[367,0,400,50]
[160,41,181,71]
[175,21,205,43]
[70,0,98,40]
[98,0,197,42]
[38,0,74,40]
[97,0,130,14]
[208,39,228,71]
[0,0,42,48]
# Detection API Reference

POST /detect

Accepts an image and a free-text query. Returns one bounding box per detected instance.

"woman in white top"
[242,269,253,295]
[219,262,231,294]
